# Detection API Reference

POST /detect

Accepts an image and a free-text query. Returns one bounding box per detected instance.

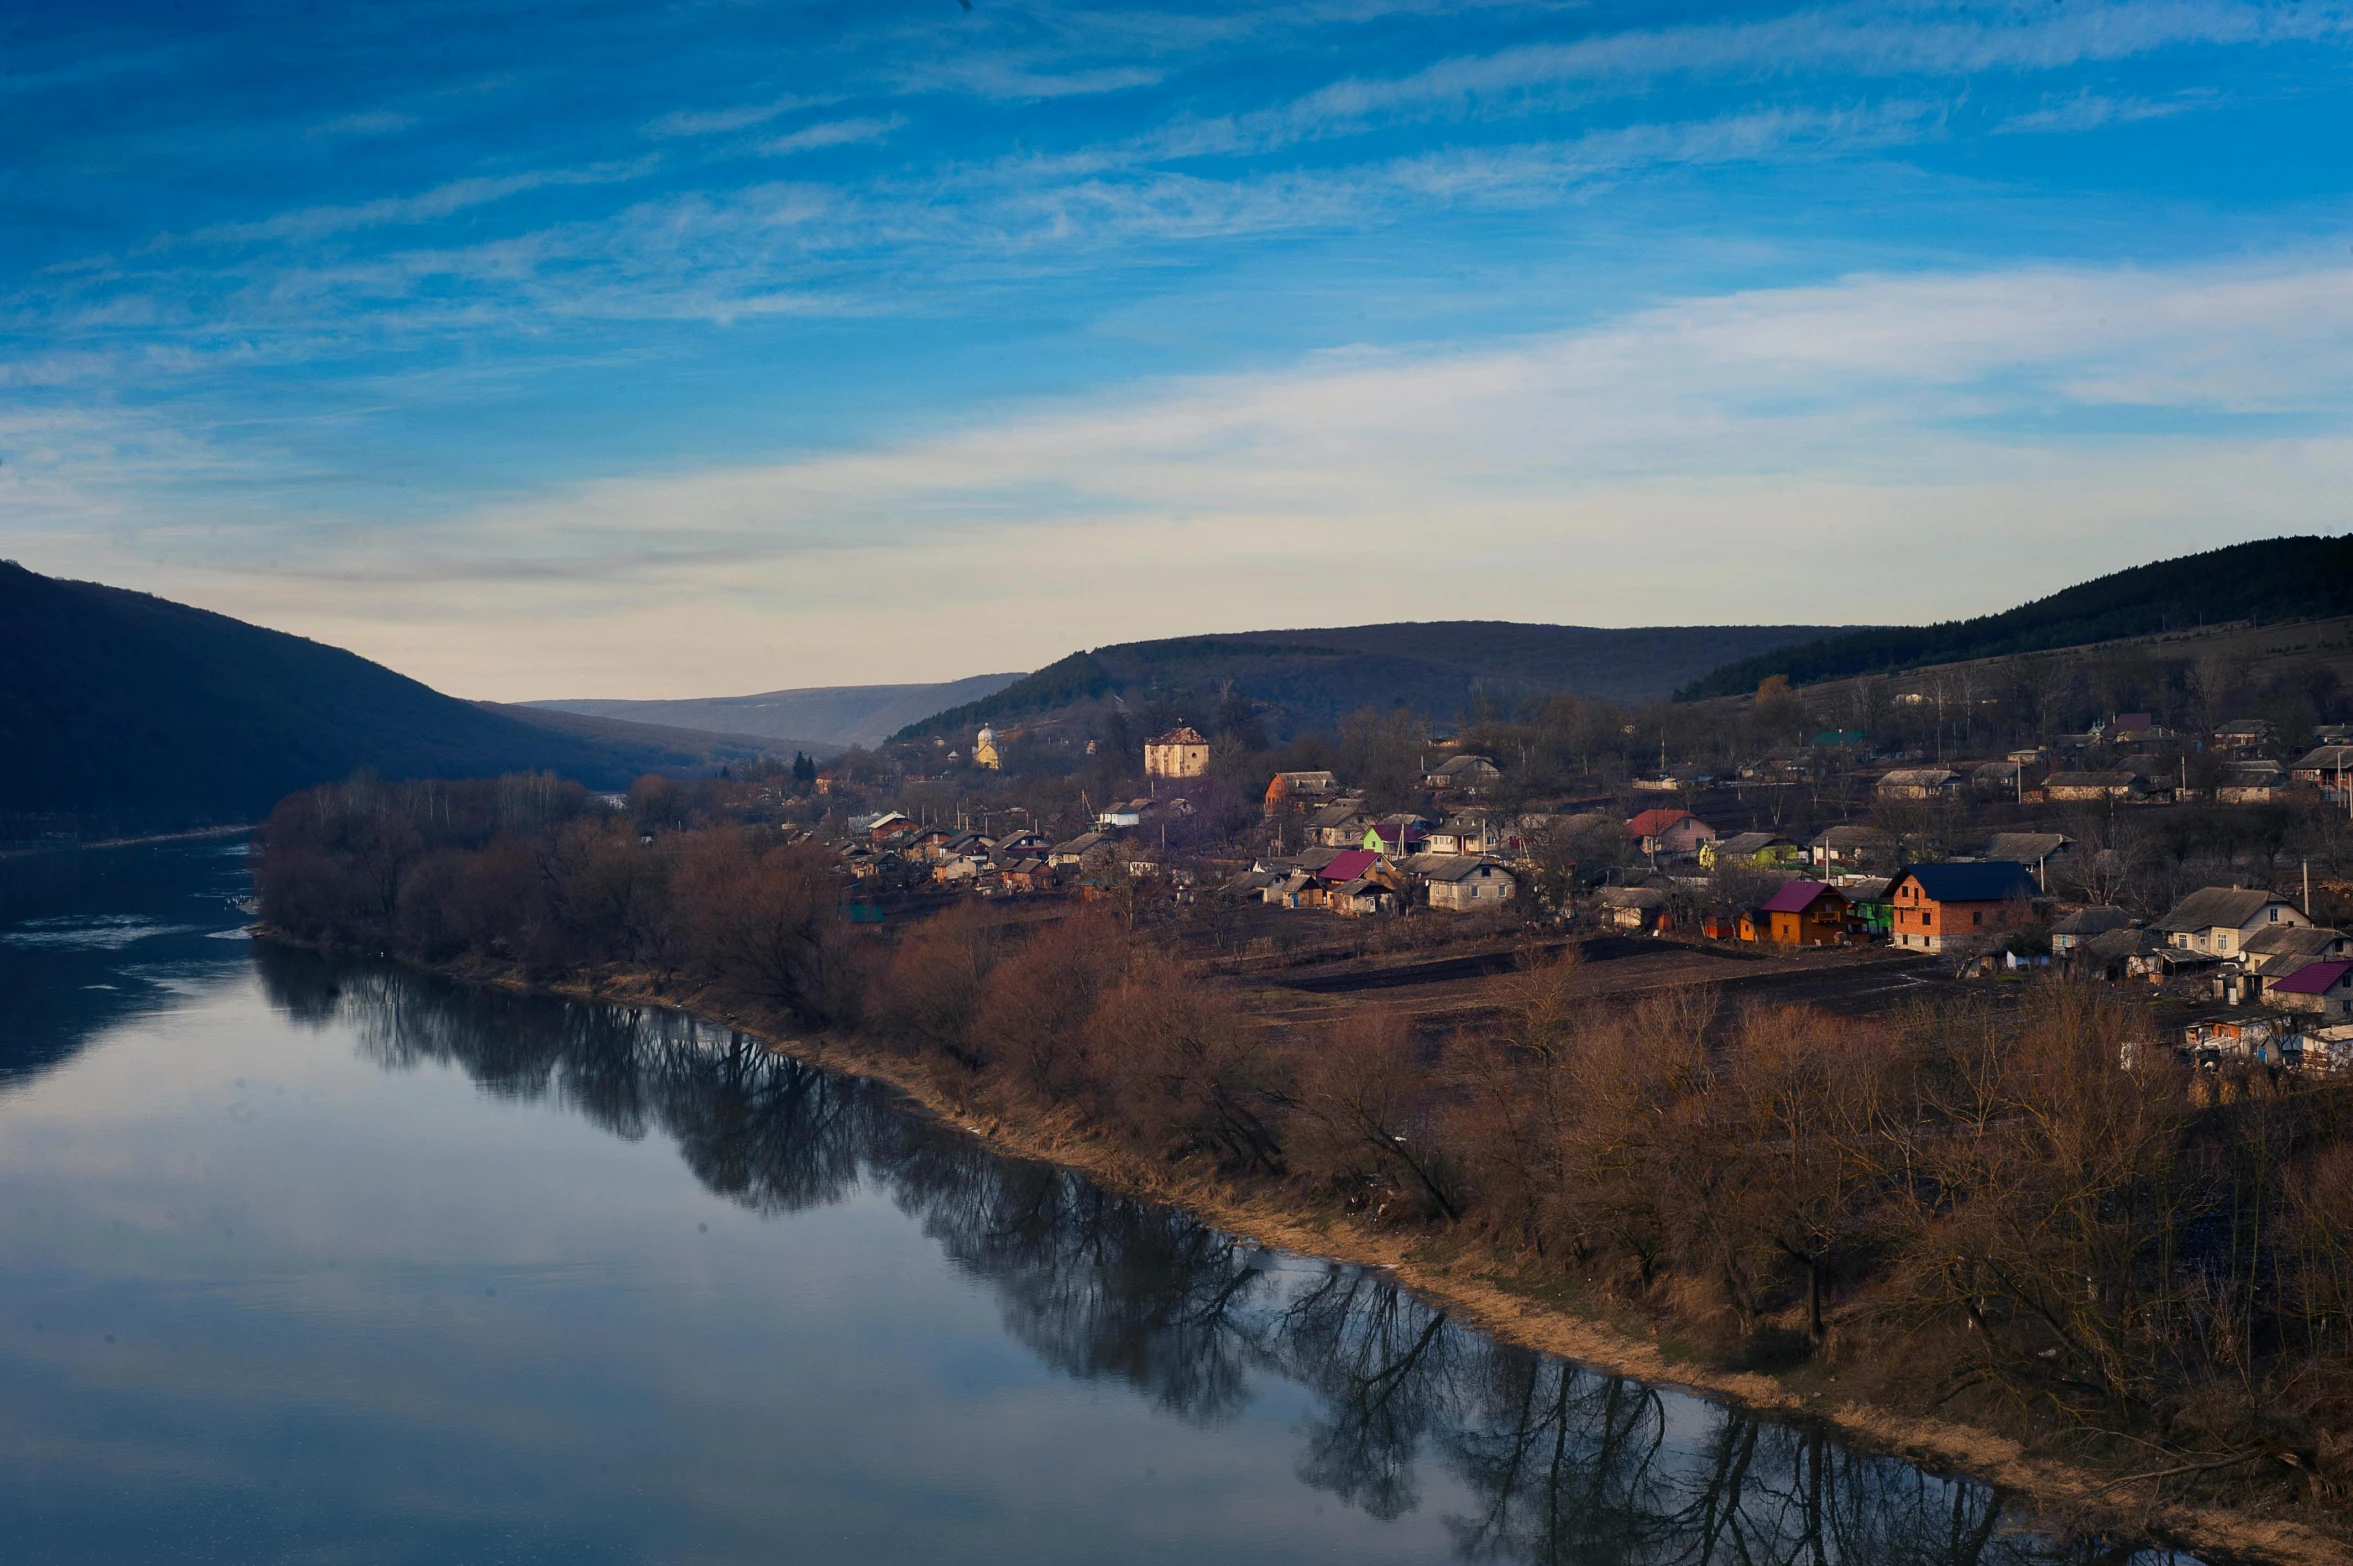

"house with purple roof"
[2271,960,2353,1020]
[1756,879,1852,947]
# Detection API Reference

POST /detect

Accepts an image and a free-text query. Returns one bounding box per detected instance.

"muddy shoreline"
[268,936,2345,1566]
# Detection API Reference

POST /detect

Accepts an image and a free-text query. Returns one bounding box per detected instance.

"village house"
[2042,770,2147,803]
[2214,718,2276,753]
[2240,924,2353,975]
[1625,808,1716,860]
[1700,831,1801,871]
[1424,858,1516,911]
[1754,880,1851,946]
[1362,816,1429,856]
[1594,885,1666,931]
[2217,761,2289,804]
[1305,801,1374,848]
[2155,886,2309,958]
[1984,832,2071,889]
[1143,726,1212,779]
[1047,831,1116,869]
[1262,770,1340,813]
[848,810,911,842]
[1096,798,1156,829]
[2098,712,2162,743]
[1886,861,2040,952]
[1422,817,1489,857]
[2290,744,2353,799]
[1970,760,2026,796]
[1876,768,1960,800]
[2272,960,2353,1021]
[1422,754,1502,793]
[2049,905,2134,954]
[1810,824,1895,874]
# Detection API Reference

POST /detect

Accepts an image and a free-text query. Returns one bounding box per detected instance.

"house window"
[1972,911,1982,927]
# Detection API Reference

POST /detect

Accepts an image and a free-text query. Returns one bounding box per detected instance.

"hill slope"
[898,621,1859,741]
[477,702,837,766]
[530,672,1022,750]
[0,562,721,830]
[1678,535,2353,699]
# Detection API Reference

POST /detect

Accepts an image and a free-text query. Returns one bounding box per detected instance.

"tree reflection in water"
[257,948,2167,1566]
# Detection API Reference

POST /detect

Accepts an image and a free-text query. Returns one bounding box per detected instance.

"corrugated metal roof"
[1762,879,1837,914]
[2274,960,2353,996]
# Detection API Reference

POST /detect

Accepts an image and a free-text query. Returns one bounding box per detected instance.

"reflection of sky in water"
[0,846,2198,1565]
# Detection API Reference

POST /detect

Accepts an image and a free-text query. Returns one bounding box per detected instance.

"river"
[0,838,2199,1564]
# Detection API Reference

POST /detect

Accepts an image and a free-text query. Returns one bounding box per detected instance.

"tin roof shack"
[1758,879,1851,946]
[1422,754,1501,793]
[2154,887,2308,959]
[2049,905,2133,954]
[1426,858,1517,912]
[2042,771,2149,803]
[2273,960,2353,1021]
[2076,924,2169,981]
[1887,861,2040,953]
[1594,885,1666,931]
[1876,768,1961,800]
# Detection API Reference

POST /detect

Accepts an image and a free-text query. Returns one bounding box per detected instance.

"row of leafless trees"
[257,773,2353,1517]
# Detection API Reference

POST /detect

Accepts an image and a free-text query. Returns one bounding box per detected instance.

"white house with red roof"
[1624,808,1715,860]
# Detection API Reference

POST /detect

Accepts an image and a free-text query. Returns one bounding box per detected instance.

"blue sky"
[6,1,2353,697]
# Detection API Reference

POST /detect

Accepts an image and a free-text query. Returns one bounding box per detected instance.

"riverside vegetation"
[257,773,2353,1557]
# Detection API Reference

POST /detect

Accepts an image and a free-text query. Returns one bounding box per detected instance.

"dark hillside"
[899,621,1857,740]
[1679,534,2353,699]
[478,702,830,767]
[0,562,703,832]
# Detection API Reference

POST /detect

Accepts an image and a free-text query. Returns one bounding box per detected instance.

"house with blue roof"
[1886,861,2042,953]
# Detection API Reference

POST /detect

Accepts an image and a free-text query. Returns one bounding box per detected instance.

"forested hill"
[1678,534,2353,699]
[0,562,724,832]
[898,621,1857,741]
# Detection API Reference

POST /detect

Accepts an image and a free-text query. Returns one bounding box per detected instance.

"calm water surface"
[0,839,2199,1564]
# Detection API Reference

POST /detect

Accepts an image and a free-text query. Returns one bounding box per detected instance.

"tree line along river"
[0,836,2206,1564]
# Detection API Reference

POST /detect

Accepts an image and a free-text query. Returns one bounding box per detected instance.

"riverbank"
[272,936,2344,1566]
[0,823,251,861]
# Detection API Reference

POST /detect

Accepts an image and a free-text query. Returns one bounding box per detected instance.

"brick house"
[1886,861,2040,952]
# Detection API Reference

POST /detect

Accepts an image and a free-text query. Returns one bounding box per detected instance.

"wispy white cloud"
[180,158,660,247]
[756,115,907,157]
[305,109,418,140]
[641,93,839,139]
[1996,87,2218,135]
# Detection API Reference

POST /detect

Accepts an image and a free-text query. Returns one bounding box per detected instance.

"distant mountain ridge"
[897,621,1863,741]
[1677,535,2353,699]
[0,562,752,832]
[530,673,1024,750]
